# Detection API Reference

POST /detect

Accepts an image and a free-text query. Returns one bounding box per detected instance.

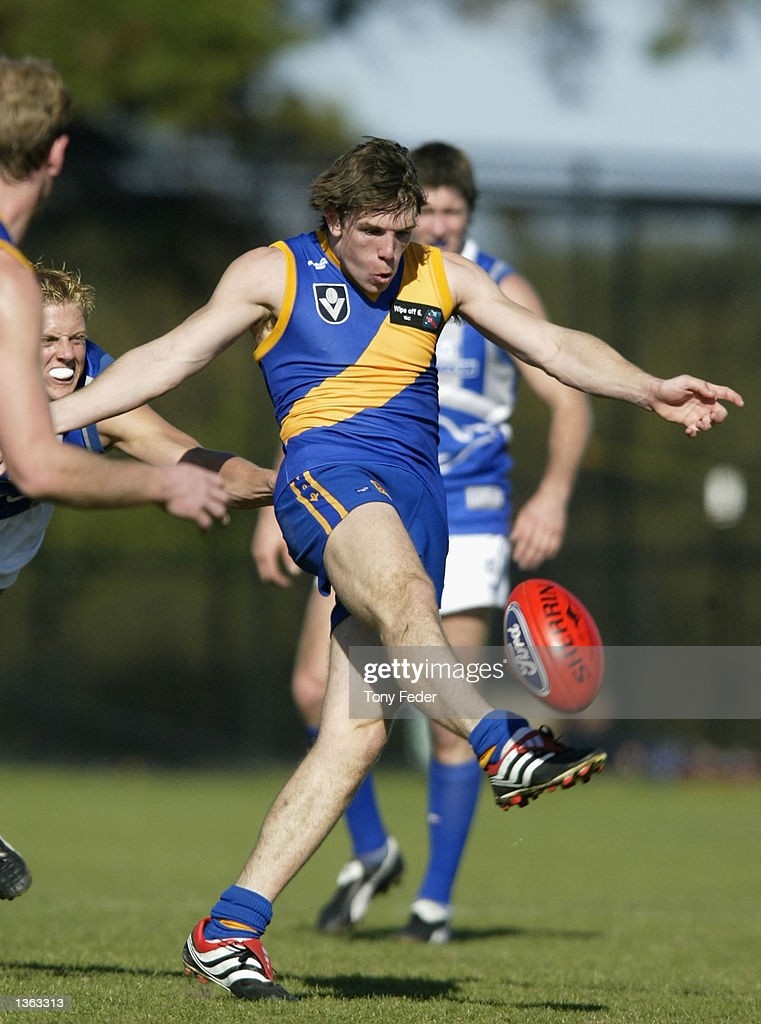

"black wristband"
[178,447,237,472]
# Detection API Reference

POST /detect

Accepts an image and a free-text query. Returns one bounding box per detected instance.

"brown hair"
[410,141,478,211]
[310,137,425,229]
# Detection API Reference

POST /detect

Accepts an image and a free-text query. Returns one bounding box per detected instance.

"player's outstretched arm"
[446,253,744,435]
[0,266,221,524]
[153,463,230,530]
[180,448,275,508]
[50,247,283,434]
[98,403,275,508]
[12,437,229,527]
[544,332,744,434]
[215,458,274,508]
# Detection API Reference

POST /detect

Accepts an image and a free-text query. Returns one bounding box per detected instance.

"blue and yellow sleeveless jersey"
[0,220,32,271]
[0,339,112,519]
[255,230,455,498]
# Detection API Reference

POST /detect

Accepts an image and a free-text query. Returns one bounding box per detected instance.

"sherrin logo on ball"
[503,578,604,713]
[503,602,551,697]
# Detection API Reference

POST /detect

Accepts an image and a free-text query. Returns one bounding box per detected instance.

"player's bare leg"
[321,502,494,734]
[182,506,606,1000]
[234,503,480,901]
[236,616,389,899]
[182,614,386,1002]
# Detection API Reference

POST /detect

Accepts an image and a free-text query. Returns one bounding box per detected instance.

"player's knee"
[376,572,439,644]
[291,670,326,726]
[430,725,472,764]
[290,684,323,733]
[323,715,388,768]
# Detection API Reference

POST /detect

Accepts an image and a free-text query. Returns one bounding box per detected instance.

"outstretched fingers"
[690,379,744,408]
[654,376,744,437]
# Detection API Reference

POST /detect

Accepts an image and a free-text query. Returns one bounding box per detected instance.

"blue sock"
[204,885,272,940]
[345,772,388,862]
[469,710,529,769]
[416,757,482,906]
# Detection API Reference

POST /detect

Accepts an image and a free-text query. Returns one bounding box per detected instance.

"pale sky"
[271,0,761,164]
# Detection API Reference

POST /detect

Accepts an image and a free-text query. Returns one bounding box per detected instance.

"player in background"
[251,141,593,942]
[0,55,229,901]
[49,138,742,1000]
[0,836,30,901]
[1,263,276,596]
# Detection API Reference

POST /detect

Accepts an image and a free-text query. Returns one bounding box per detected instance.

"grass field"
[1,762,759,1023]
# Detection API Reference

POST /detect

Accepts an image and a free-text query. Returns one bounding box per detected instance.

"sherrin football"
[503,578,604,713]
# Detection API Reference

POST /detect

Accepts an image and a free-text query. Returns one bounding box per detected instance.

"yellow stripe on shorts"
[288,472,349,535]
[302,471,349,518]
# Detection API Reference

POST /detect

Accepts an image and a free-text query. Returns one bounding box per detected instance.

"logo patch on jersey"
[390,301,443,334]
[314,283,350,324]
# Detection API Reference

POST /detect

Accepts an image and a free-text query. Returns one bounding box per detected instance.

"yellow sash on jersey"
[258,241,454,442]
[0,238,33,270]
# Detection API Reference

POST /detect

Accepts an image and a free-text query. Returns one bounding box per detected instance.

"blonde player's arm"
[97,404,274,509]
[50,247,286,434]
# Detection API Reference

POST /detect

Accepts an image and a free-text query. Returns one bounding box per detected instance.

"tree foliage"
[4,0,758,133]
[318,0,761,60]
[0,0,297,129]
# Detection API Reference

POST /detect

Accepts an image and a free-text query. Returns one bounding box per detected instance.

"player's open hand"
[510,492,566,570]
[159,463,229,530]
[219,458,276,509]
[651,375,744,436]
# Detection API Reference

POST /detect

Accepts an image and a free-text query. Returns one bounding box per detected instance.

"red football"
[503,578,604,712]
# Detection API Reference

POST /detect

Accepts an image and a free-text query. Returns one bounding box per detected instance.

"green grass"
[2,763,760,1023]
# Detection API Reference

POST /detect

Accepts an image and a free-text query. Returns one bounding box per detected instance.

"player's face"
[326,209,416,296]
[413,185,470,254]
[40,302,87,400]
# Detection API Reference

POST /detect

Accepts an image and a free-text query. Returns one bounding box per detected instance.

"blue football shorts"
[274,463,448,629]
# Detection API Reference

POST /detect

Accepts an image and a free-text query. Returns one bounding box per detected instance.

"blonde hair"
[34,261,95,319]
[0,55,71,182]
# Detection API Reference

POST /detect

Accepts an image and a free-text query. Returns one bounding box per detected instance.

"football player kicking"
[50,138,742,1000]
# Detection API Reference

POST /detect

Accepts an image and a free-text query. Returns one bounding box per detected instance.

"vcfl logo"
[313,283,350,324]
